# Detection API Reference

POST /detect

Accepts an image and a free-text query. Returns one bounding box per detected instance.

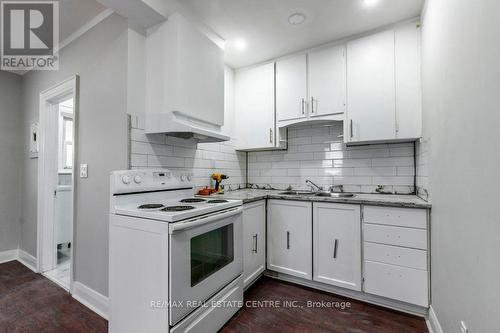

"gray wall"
[422,0,500,331]
[20,13,129,296]
[0,71,22,252]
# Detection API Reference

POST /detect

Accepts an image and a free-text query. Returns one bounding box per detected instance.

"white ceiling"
[59,0,108,42]
[181,0,424,68]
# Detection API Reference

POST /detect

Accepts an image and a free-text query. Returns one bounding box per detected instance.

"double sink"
[278,191,355,198]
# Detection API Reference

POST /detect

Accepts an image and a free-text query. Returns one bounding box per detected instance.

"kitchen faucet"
[305,179,323,192]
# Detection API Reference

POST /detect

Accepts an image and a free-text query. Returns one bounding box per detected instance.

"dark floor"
[221,277,428,333]
[0,261,107,333]
[1,261,428,333]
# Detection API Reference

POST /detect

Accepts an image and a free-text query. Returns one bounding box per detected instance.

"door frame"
[36,75,79,292]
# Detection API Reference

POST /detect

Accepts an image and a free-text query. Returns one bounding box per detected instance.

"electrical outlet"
[80,164,88,178]
[460,321,468,333]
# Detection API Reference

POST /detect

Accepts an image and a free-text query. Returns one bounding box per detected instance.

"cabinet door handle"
[301,98,305,115]
[333,239,339,259]
[310,97,314,114]
[253,234,258,253]
[286,231,290,249]
[269,128,273,144]
[350,120,354,138]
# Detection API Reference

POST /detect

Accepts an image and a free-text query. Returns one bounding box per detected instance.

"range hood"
[145,14,228,143]
[145,111,230,143]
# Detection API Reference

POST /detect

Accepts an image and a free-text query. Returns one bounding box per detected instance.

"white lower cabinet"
[242,201,266,288]
[363,206,429,307]
[267,200,312,280]
[313,202,361,291]
[263,200,430,309]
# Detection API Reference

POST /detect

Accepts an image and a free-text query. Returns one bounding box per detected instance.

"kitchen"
[0,0,499,333]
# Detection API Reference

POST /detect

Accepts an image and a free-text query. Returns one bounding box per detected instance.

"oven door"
[169,207,243,326]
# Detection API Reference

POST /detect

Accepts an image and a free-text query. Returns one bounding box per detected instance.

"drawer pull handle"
[333,239,339,259]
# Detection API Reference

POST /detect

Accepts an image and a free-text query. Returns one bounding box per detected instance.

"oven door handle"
[169,207,243,234]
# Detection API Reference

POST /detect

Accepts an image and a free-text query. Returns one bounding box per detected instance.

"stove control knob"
[180,175,187,182]
[134,175,142,184]
[122,175,131,184]
[187,175,192,182]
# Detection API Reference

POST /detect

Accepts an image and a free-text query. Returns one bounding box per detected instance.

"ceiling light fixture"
[288,12,306,25]
[363,0,379,7]
[233,38,247,51]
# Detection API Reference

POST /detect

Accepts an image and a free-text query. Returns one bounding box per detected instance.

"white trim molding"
[37,75,79,294]
[72,281,109,320]
[427,305,444,333]
[0,249,18,264]
[59,9,114,50]
[17,250,38,272]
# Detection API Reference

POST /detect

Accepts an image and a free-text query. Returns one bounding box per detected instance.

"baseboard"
[0,249,18,264]
[17,250,38,272]
[72,281,109,320]
[427,305,444,333]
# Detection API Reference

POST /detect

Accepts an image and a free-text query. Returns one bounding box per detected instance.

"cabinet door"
[242,201,266,288]
[235,63,276,150]
[346,30,396,143]
[395,22,422,140]
[313,203,361,291]
[276,54,308,122]
[267,200,312,279]
[308,45,346,118]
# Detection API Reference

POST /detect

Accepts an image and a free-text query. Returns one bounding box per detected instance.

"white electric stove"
[109,169,244,333]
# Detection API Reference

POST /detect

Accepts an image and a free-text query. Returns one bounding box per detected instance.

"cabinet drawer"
[364,242,427,270]
[363,206,427,229]
[364,224,427,250]
[364,261,428,307]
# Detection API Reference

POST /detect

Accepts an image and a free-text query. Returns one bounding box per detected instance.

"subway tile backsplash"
[129,114,247,191]
[129,116,417,195]
[415,138,430,200]
[248,122,416,194]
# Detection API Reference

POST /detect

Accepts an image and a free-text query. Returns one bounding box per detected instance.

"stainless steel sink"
[316,192,355,198]
[278,191,316,196]
[279,191,355,198]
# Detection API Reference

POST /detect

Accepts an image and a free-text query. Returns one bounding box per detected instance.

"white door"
[267,200,312,280]
[308,45,346,118]
[346,30,396,143]
[242,201,266,288]
[235,63,275,150]
[395,22,422,140]
[276,54,307,122]
[313,202,361,290]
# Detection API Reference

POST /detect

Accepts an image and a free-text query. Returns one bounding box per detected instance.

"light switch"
[80,164,88,178]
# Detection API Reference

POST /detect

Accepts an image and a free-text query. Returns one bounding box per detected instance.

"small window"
[58,99,74,173]
[62,116,73,169]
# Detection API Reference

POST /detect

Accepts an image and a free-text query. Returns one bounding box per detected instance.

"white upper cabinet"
[276,47,346,127]
[346,30,396,143]
[345,21,422,144]
[145,13,227,142]
[276,54,308,123]
[395,23,422,140]
[308,45,346,118]
[235,63,281,151]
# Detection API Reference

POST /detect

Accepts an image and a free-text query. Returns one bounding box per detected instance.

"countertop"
[199,189,431,209]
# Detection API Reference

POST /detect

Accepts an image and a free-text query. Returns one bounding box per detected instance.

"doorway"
[37,76,79,292]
